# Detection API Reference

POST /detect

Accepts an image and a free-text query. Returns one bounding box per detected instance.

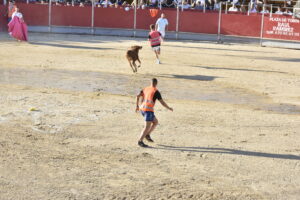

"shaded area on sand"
[156,145,300,161]
[0,67,299,115]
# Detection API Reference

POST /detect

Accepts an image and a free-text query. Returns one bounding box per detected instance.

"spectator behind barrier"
[275,6,283,15]
[283,8,293,15]
[228,3,239,12]
[260,5,269,13]
[240,4,247,13]
[178,0,191,9]
[164,0,176,8]
[249,2,257,13]
[192,0,204,9]
[149,0,158,7]
[137,0,147,9]
[213,0,220,10]
[101,0,113,7]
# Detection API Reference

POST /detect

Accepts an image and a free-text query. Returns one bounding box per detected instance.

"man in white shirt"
[283,8,293,15]
[155,13,168,38]
[260,5,269,14]
[228,4,239,12]
[275,7,283,15]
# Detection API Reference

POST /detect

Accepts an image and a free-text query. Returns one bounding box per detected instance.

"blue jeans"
[141,111,155,122]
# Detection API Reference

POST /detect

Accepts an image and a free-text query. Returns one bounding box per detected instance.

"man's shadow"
[152,145,300,160]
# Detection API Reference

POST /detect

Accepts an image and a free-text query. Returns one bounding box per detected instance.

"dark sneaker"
[138,141,148,147]
[145,135,154,143]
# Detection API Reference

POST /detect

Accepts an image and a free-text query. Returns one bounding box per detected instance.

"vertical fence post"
[217,2,222,43]
[260,11,265,46]
[48,0,52,33]
[133,0,137,37]
[26,0,29,4]
[203,1,206,13]
[176,4,179,39]
[91,0,94,34]
[248,2,250,16]
[270,4,272,18]
[225,2,228,14]
[159,0,162,10]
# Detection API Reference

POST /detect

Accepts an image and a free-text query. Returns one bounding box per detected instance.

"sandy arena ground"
[0,32,299,200]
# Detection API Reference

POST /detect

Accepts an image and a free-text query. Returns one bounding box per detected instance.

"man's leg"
[147,117,158,136]
[145,117,158,142]
[155,49,161,64]
[154,50,159,59]
[139,121,152,142]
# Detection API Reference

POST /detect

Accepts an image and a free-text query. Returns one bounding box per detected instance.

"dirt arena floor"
[0,32,299,200]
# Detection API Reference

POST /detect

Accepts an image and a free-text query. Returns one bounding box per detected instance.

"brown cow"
[126,45,142,73]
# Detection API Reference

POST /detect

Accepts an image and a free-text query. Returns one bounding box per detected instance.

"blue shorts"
[141,111,155,122]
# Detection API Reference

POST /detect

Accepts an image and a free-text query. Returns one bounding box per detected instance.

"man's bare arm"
[159,99,173,111]
[136,93,142,112]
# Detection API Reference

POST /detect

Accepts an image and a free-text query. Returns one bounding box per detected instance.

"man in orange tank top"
[148,24,163,64]
[136,78,173,147]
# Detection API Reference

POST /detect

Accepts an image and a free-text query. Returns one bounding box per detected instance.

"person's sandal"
[145,135,154,142]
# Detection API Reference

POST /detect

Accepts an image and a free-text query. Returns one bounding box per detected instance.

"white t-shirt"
[260,10,269,14]
[182,4,191,9]
[156,18,168,36]
[228,7,238,12]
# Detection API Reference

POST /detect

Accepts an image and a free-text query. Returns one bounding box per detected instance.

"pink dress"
[8,13,28,41]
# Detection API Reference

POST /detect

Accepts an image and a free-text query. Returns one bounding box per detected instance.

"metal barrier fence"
[1,1,300,43]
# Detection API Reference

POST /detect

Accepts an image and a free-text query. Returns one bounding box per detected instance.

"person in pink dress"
[8,7,28,42]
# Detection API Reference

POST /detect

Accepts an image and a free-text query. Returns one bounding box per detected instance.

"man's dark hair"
[152,78,158,85]
[150,24,155,30]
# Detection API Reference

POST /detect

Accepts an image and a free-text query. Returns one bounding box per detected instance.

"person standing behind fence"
[155,13,168,38]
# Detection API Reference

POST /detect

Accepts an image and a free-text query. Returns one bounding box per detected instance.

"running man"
[155,13,168,38]
[136,78,173,147]
[148,24,163,64]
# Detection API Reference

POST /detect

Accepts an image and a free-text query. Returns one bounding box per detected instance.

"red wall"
[52,6,91,27]
[179,11,219,34]
[0,5,6,31]
[2,4,300,42]
[17,3,49,26]
[136,8,176,31]
[263,15,300,41]
[94,7,134,29]
[221,14,261,37]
